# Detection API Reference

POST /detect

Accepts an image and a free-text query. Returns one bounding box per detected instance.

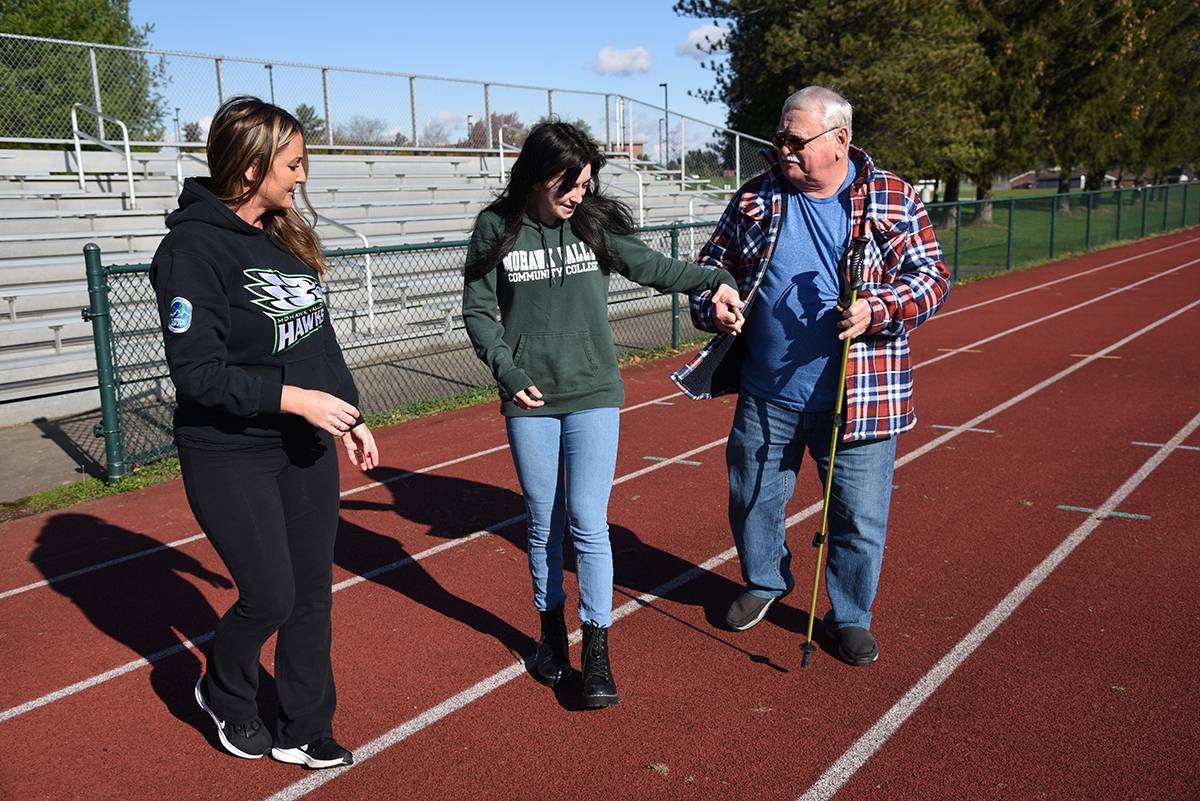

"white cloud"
[593,47,656,75]
[676,24,729,59]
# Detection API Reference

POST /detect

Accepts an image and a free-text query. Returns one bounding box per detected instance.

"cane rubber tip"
[801,652,812,668]
[800,641,816,669]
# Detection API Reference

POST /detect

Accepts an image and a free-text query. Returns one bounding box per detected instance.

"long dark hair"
[464,121,636,280]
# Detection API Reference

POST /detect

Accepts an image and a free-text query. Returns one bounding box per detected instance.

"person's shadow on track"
[336,471,536,659]
[338,467,785,709]
[29,513,271,747]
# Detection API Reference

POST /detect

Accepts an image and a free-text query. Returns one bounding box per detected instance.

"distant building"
[1009,169,1117,190]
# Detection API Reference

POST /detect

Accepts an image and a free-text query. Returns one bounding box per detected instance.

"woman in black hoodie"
[151,96,377,768]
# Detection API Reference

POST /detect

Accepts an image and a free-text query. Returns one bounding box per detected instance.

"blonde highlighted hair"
[206,96,327,273]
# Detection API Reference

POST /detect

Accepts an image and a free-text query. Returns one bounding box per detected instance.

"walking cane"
[800,234,869,669]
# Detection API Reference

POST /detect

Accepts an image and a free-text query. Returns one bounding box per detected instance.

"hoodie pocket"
[512,331,599,396]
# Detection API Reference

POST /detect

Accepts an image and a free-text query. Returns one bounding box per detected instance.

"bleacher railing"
[1,32,771,186]
[83,182,1198,480]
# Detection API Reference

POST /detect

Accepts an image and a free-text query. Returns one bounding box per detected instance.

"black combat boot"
[580,622,619,708]
[532,605,571,687]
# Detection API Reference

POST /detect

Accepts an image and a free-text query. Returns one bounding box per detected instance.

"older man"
[673,86,950,665]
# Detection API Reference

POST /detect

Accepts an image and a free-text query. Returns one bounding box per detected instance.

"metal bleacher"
[0,145,732,425]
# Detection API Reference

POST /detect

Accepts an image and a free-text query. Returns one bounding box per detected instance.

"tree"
[675,0,991,183]
[293,103,326,143]
[333,114,389,145]
[534,115,594,139]
[0,0,165,140]
[181,120,203,143]
[683,146,723,178]
[458,112,528,148]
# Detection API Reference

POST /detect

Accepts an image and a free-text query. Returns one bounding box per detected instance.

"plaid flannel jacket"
[670,146,951,441]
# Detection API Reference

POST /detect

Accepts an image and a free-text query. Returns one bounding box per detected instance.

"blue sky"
[129,0,737,151]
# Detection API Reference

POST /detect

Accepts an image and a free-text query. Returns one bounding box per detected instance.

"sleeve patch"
[168,297,193,333]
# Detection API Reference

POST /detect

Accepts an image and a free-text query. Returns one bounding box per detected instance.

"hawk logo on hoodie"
[243,269,327,354]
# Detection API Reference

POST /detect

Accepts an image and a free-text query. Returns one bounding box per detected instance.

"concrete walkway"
[0,410,106,503]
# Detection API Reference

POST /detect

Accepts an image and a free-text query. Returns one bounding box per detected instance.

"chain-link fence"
[83,221,716,479]
[926,182,1198,281]
[84,183,1199,479]
[1,32,771,165]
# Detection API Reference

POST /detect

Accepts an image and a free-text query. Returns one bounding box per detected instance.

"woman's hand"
[341,423,379,471]
[514,385,544,409]
[710,283,744,335]
[280,386,360,437]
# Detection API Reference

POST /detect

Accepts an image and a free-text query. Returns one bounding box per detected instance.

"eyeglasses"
[772,126,841,152]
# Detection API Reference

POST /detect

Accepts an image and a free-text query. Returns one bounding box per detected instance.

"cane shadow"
[29,513,254,741]
[335,470,536,658]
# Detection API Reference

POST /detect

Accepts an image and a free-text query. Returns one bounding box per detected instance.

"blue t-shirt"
[741,161,857,411]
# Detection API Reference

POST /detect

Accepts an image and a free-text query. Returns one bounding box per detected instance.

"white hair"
[779,86,853,138]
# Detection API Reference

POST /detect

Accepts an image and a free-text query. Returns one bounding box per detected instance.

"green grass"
[0,458,183,522]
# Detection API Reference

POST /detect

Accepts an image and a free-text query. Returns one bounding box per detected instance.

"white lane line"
[0,391,685,601]
[0,437,728,724]
[1132,441,1200,452]
[929,425,995,434]
[796,407,1200,801]
[263,549,742,801]
[8,293,1199,726]
[261,297,1200,801]
[919,257,1200,369]
[933,236,1200,320]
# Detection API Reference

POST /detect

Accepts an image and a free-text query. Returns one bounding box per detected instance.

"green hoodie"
[463,210,736,416]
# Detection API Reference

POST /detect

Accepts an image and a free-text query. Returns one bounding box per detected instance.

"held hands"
[341,423,379,471]
[837,298,871,341]
[280,386,360,437]
[710,284,745,335]
[514,385,544,410]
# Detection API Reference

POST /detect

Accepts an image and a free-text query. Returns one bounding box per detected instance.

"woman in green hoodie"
[462,122,741,707]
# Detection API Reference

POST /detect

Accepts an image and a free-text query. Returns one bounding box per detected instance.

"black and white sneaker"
[271,737,354,769]
[194,677,272,759]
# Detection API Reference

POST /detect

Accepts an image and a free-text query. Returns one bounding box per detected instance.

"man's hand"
[837,298,871,340]
[711,283,745,335]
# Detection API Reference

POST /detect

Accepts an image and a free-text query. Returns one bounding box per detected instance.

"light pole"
[265,64,275,104]
[659,82,669,168]
[466,114,474,147]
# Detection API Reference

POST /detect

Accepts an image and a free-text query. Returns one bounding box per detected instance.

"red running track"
[1,230,1197,801]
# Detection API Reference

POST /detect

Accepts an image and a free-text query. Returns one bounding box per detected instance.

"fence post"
[953,201,961,281]
[321,68,334,147]
[1085,191,1093,250]
[215,58,225,104]
[1141,185,1149,237]
[604,94,611,151]
[88,48,105,139]
[82,244,127,481]
[1182,182,1189,227]
[670,226,681,349]
[1006,198,1015,270]
[1115,187,1123,240]
[1049,195,1057,260]
[734,132,741,187]
[484,83,493,148]
[1162,184,1171,231]
[409,77,418,146]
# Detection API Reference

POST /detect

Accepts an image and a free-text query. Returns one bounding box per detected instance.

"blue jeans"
[726,392,897,631]
[506,407,619,628]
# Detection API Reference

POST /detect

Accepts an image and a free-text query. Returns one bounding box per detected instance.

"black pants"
[179,434,340,747]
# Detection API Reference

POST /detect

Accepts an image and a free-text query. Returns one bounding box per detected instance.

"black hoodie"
[150,177,359,449]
